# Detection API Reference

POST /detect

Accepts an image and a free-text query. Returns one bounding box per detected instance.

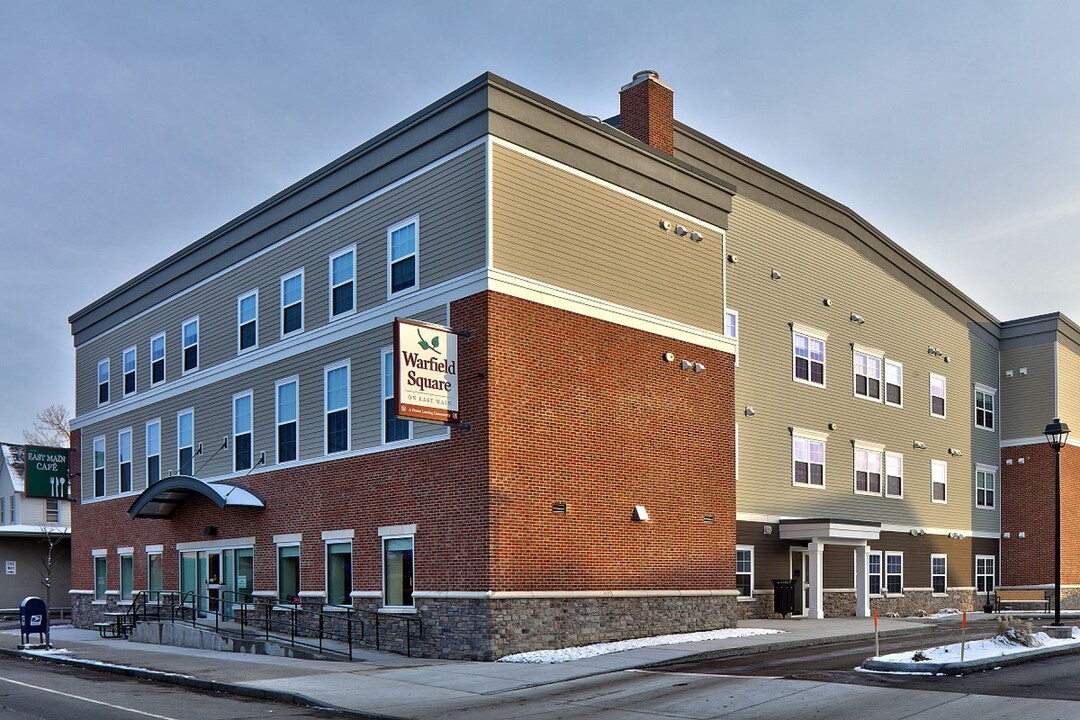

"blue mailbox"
[20,596,49,646]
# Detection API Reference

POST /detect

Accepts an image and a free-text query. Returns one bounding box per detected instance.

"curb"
[0,645,403,720]
[860,639,1080,675]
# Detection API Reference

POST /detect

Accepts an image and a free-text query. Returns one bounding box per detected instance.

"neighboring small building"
[0,442,72,613]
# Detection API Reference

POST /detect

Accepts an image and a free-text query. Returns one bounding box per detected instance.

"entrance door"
[791,549,810,617]
[205,551,222,616]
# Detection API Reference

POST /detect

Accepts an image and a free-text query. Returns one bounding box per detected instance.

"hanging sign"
[393,318,460,425]
[24,446,70,499]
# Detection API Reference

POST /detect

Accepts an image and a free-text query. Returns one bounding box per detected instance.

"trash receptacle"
[772,579,796,617]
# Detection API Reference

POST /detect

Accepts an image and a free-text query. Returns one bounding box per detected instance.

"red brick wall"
[1001,443,1080,586]
[619,73,674,155]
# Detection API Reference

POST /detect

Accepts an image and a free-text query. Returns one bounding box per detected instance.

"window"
[853,349,882,400]
[97,358,110,405]
[931,554,947,595]
[976,555,996,594]
[725,309,738,339]
[120,554,134,601]
[976,466,996,509]
[975,385,995,430]
[326,542,353,606]
[736,546,753,599]
[45,499,59,523]
[123,346,137,396]
[388,216,418,296]
[148,553,163,597]
[177,409,194,475]
[792,433,825,487]
[867,551,882,595]
[277,545,300,603]
[0,497,5,525]
[276,377,298,463]
[182,317,199,373]
[930,373,946,418]
[931,459,947,504]
[325,361,350,454]
[281,269,304,337]
[854,445,883,495]
[94,555,107,601]
[885,552,903,594]
[233,391,253,471]
[885,452,903,498]
[883,360,902,406]
[383,348,411,443]
[383,536,414,607]
[329,246,355,318]
[118,428,132,493]
[792,327,826,386]
[93,436,106,498]
[150,333,166,386]
[237,289,258,352]
[146,419,161,485]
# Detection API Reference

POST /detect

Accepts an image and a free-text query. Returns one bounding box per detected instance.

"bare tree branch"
[23,405,70,448]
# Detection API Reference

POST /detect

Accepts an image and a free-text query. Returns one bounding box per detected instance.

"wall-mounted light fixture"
[1018,457,1026,464]
[913,441,927,449]
[823,298,832,307]
[727,254,738,264]
[770,269,782,280]
[690,231,703,242]
[674,225,688,237]
[659,219,673,231]
[693,362,706,373]
[1020,367,1028,375]
[948,448,963,457]
[927,346,944,357]
[663,352,675,363]
[632,505,649,522]
[909,528,926,536]
[744,406,756,417]
[680,359,693,370]
[1003,532,1012,538]
[763,525,773,535]
[849,313,865,325]
[1006,459,1013,465]
[828,423,838,431]
[1018,531,1026,539]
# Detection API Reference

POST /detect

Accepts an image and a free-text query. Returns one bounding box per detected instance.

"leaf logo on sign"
[416,328,441,355]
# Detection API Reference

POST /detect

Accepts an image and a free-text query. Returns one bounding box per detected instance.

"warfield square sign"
[393,318,460,425]
[24,445,70,499]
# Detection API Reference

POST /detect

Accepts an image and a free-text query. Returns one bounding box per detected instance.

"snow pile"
[870,626,1080,666]
[499,627,785,664]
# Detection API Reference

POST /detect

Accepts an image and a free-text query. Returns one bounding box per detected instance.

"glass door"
[791,549,809,617]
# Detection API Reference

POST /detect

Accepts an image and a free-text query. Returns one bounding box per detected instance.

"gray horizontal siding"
[999,343,1056,441]
[75,146,485,418]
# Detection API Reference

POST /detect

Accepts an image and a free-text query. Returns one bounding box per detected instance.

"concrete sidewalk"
[0,617,929,718]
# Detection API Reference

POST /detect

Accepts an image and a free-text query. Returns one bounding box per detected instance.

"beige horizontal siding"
[1057,343,1080,432]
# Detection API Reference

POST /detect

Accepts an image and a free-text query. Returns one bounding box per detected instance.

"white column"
[854,543,870,618]
[807,540,825,619]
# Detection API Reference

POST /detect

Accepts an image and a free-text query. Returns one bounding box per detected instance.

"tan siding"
[1056,343,1080,432]
[728,196,998,533]
[1000,343,1056,441]
[491,144,727,335]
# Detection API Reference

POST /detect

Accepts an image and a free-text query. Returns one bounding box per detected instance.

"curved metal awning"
[127,475,266,519]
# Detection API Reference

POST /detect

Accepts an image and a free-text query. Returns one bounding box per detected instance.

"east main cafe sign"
[24,445,70,499]
[393,318,460,425]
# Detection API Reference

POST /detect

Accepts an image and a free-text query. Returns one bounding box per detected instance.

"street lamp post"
[1044,417,1070,627]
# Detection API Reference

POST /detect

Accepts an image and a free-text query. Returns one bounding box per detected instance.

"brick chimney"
[619,70,674,155]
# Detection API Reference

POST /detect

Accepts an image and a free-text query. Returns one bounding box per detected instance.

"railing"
[126,590,422,659]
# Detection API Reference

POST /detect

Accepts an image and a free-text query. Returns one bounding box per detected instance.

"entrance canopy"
[778,517,880,543]
[127,475,266,519]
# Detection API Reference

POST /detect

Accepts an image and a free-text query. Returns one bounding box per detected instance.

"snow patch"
[868,626,1080,668]
[498,627,785,664]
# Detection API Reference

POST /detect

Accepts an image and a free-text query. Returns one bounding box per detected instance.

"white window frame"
[150,332,166,386]
[725,308,739,366]
[119,551,134,602]
[735,545,754,599]
[328,245,356,320]
[118,427,132,494]
[387,215,419,298]
[325,539,353,606]
[931,553,947,595]
[885,551,903,595]
[853,442,884,496]
[182,317,199,374]
[280,268,304,338]
[122,346,137,397]
[177,409,194,476]
[931,459,947,504]
[324,360,351,454]
[867,550,883,596]
[791,428,827,488]
[93,436,106,498]
[237,289,258,354]
[275,376,299,464]
[852,346,883,402]
[145,419,161,486]
[94,553,108,601]
[975,464,997,510]
[276,541,301,604]
[147,551,163,596]
[382,347,412,444]
[884,451,904,498]
[791,324,827,387]
[381,533,415,609]
[976,554,996,594]
[884,359,903,408]
[974,383,996,431]
[233,390,253,472]
[930,373,946,418]
[97,358,110,406]
[45,498,60,523]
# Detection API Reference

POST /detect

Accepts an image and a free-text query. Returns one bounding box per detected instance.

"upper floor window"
[118,428,132,493]
[792,325,826,386]
[885,451,903,498]
[182,317,199,373]
[146,419,161,485]
[45,498,59,523]
[885,360,903,407]
[177,409,194,475]
[122,346,137,397]
[325,361,350,454]
[383,348,411,443]
[388,216,418,297]
[976,465,996,509]
[97,359,110,406]
[281,269,304,337]
[93,436,106,498]
[792,430,826,487]
[725,309,738,339]
[930,374,946,418]
[237,290,258,353]
[150,333,166,386]
[853,348,882,401]
[975,385,995,431]
[735,546,754,598]
[854,444,883,495]
[233,391,253,472]
[276,377,299,463]
[329,247,355,318]
[931,459,947,504]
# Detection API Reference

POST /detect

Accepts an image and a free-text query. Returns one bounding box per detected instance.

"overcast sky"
[1,1,1078,442]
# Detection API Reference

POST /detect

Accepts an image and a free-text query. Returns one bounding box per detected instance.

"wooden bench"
[994,589,1050,613]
